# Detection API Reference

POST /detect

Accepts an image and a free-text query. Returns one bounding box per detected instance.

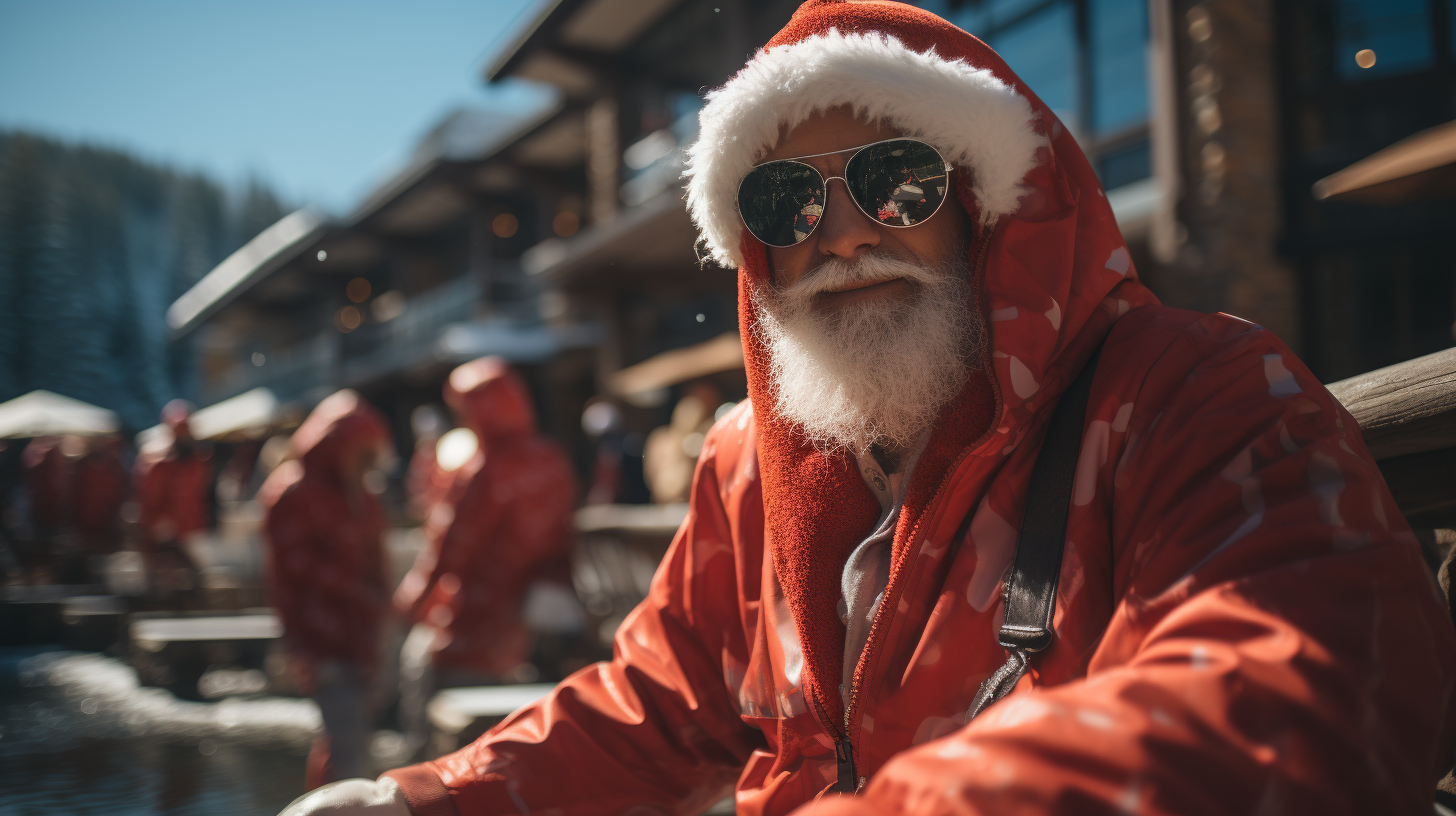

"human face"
[763,106,971,311]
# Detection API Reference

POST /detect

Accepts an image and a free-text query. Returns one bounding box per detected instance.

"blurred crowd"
[0,354,743,792]
[0,401,212,592]
[0,354,745,792]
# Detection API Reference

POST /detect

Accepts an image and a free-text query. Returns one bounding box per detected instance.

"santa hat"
[685,0,1044,270]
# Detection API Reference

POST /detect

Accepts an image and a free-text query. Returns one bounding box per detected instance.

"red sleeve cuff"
[382,763,457,816]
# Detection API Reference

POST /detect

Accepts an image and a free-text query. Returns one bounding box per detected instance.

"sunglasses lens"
[846,140,949,228]
[738,161,826,247]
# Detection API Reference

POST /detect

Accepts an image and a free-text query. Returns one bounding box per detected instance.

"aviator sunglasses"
[737,138,953,248]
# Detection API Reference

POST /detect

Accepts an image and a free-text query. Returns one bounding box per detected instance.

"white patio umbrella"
[135,387,281,450]
[0,390,121,438]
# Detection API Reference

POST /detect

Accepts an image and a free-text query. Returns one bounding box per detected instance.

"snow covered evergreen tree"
[0,131,287,430]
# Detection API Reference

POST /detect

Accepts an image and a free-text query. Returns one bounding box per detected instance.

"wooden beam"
[1326,347,1456,461]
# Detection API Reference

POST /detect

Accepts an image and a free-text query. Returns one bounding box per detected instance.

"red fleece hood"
[685,0,1160,731]
[445,356,536,442]
[287,389,391,488]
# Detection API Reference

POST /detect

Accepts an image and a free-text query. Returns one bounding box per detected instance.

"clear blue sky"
[0,0,554,212]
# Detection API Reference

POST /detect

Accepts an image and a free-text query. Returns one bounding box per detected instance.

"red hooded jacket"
[261,390,392,693]
[384,5,1456,814]
[393,357,577,676]
[73,438,128,554]
[135,404,211,546]
[22,436,69,534]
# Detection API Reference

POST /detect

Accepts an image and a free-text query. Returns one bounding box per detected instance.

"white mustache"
[779,252,940,300]
[755,248,980,454]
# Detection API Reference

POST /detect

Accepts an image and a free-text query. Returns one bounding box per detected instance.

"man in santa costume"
[284,3,1456,814]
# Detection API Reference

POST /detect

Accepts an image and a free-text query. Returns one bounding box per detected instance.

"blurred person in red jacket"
[261,390,393,789]
[72,435,128,560]
[22,436,68,535]
[391,357,578,758]
[134,400,212,595]
[282,4,1456,816]
[20,435,71,581]
[403,404,448,522]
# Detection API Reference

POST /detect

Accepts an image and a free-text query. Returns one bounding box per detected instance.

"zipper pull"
[834,737,857,793]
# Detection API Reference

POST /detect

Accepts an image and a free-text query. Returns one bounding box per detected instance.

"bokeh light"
[346,278,372,303]
[336,305,362,332]
[492,213,519,239]
[552,211,580,237]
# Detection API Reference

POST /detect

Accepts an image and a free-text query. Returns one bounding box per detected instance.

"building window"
[992,3,1081,123]
[1450,0,1456,56]
[1281,0,1456,379]
[1097,136,1152,191]
[1088,0,1150,134]
[922,0,1152,191]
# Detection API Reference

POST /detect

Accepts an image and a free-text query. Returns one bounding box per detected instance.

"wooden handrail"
[1326,348,1456,528]
[1326,347,1456,461]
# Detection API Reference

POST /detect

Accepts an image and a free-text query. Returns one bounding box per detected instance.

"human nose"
[814,178,879,259]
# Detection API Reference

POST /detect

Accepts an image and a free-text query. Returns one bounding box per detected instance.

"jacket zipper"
[817,218,1001,795]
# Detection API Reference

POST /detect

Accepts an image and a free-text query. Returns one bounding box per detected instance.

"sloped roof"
[167,208,330,337]
[1313,119,1456,203]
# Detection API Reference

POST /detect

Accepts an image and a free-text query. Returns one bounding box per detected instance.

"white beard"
[753,250,983,455]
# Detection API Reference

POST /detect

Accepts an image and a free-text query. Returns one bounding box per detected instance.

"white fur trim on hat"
[684,28,1041,269]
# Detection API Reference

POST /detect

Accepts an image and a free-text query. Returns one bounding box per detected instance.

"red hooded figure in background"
[20,435,73,581]
[21,436,69,538]
[72,436,128,556]
[261,389,393,788]
[393,357,577,680]
[288,4,1456,816]
[404,405,449,522]
[134,400,211,551]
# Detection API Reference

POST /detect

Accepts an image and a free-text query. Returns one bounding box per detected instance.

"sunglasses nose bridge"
[822,175,883,228]
[813,176,883,254]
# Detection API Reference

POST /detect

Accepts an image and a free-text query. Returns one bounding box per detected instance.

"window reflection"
[932,0,1153,191]
[1089,0,1149,134]
[1097,138,1152,191]
[987,0,1045,26]
[989,2,1080,125]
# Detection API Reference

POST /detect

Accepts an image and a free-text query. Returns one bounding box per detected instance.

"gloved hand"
[278,777,412,816]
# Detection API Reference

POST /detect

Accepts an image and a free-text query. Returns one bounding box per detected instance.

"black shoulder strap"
[969,346,1103,720]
